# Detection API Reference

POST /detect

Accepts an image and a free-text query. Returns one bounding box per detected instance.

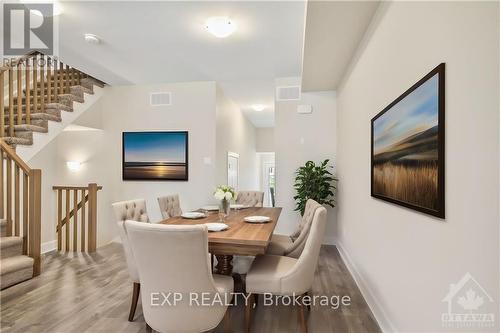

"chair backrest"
[112,199,150,283]
[236,191,264,207]
[124,220,228,332]
[157,194,183,219]
[281,204,327,295]
[112,199,150,223]
[286,199,322,258]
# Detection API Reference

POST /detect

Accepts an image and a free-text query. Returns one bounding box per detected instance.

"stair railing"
[53,184,102,252]
[0,139,41,275]
[1,51,89,139]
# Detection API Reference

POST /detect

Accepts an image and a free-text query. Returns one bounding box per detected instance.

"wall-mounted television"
[122,131,188,181]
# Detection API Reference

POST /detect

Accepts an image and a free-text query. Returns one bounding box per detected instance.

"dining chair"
[244,204,327,333]
[236,191,264,207]
[125,220,234,333]
[112,199,150,322]
[266,199,322,258]
[157,194,183,219]
[232,190,264,274]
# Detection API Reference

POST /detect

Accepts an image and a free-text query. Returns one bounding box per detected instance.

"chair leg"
[245,293,255,333]
[128,282,140,322]
[304,291,311,312]
[223,307,232,333]
[297,302,307,333]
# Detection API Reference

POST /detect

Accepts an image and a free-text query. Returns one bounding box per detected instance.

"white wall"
[215,86,259,191]
[274,81,337,243]
[31,82,219,248]
[256,128,274,152]
[336,2,499,332]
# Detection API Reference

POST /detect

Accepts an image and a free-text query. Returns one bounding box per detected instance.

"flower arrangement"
[214,185,236,217]
[214,185,237,202]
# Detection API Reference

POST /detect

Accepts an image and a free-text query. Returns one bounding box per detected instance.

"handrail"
[0,139,31,173]
[52,185,103,191]
[0,51,40,73]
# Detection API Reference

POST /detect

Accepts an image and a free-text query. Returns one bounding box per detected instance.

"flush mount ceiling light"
[84,34,101,44]
[252,104,266,112]
[205,17,237,38]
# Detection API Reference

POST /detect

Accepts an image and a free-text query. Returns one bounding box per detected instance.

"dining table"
[160,206,282,275]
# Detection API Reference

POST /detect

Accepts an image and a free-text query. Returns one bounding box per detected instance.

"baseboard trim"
[336,241,396,333]
[41,240,57,254]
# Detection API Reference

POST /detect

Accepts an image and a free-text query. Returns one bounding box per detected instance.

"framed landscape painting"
[371,63,445,218]
[122,131,188,181]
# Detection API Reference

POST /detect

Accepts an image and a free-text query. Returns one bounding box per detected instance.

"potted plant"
[214,185,236,217]
[293,159,337,215]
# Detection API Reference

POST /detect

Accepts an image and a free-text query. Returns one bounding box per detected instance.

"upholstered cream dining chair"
[236,191,264,207]
[245,203,327,333]
[112,199,150,322]
[157,194,183,219]
[266,199,322,258]
[125,221,234,333]
[232,191,265,274]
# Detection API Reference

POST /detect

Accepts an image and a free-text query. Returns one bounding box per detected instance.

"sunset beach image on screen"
[123,132,188,180]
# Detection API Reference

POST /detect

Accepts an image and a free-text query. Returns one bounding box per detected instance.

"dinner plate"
[230,204,248,210]
[201,205,219,211]
[205,222,229,232]
[244,216,271,223]
[181,212,206,219]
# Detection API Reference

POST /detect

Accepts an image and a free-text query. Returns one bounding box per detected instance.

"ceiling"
[56,1,307,128]
[301,1,380,91]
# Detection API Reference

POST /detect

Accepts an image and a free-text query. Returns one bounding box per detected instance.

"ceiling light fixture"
[205,17,237,38]
[252,104,266,112]
[84,34,101,44]
[66,161,82,172]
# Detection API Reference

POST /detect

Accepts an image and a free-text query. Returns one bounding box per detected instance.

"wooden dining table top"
[160,207,282,256]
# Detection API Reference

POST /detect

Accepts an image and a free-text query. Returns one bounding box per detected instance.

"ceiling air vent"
[276,85,301,101]
[150,92,172,106]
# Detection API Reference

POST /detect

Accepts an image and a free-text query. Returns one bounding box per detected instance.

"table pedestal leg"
[215,255,233,275]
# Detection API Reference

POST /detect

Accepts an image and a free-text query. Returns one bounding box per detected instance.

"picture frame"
[122,131,189,181]
[371,63,445,218]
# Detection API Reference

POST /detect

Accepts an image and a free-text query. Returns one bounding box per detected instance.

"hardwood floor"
[0,243,381,333]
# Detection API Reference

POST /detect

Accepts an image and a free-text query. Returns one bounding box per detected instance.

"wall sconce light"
[66,161,82,172]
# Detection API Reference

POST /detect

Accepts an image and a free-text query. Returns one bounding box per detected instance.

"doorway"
[227,152,239,190]
[258,152,275,207]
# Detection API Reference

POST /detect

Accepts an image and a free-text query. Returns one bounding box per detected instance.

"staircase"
[0,140,41,289]
[1,51,105,158]
[0,52,105,289]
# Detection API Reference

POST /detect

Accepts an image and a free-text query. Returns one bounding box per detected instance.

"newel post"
[88,183,98,252]
[29,169,41,276]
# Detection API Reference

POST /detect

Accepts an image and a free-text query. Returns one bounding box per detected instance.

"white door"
[227,152,239,190]
[262,161,276,207]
